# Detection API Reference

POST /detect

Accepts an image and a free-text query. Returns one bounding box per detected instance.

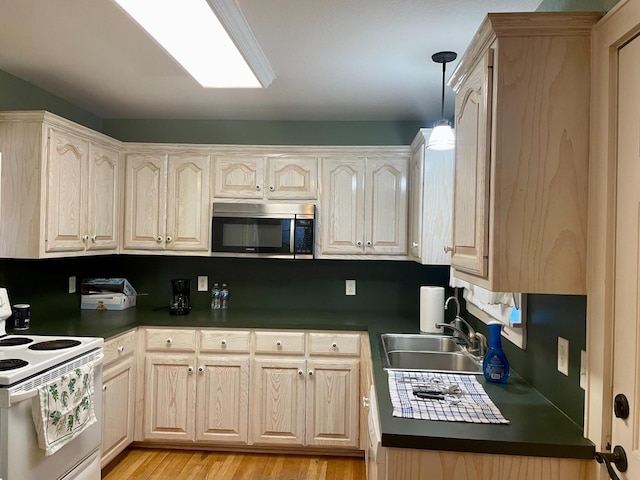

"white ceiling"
[0,0,541,122]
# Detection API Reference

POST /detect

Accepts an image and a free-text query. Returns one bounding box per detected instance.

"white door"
[610,33,640,479]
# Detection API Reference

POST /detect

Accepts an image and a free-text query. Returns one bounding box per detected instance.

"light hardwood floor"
[101,448,366,480]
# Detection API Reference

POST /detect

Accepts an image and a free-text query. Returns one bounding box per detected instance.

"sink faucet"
[444,295,460,317]
[436,316,487,358]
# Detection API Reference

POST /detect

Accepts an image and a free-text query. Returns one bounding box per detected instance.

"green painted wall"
[0,70,102,131]
[537,0,620,11]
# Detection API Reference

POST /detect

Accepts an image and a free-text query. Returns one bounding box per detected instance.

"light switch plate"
[345,279,356,296]
[68,276,76,294]
[558,337,569,376]
[197,276,208,292]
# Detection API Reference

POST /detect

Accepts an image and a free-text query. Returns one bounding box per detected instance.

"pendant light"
[427,51,457,150]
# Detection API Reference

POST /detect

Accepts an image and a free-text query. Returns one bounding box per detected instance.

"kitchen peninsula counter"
[12,305,595,460]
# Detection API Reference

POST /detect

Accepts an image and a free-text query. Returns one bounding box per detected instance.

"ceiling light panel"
[112,0,268,88]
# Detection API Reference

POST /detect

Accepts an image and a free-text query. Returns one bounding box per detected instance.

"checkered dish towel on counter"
[31,362,97,456]
[388,370,510,424]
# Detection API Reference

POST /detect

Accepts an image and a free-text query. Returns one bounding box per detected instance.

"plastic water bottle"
[220,284,229,309]
[211,283,221,310]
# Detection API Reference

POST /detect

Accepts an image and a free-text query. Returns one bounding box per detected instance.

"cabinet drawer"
[253,331,305,355]
[308,332,360,356]
[145,328,196,351]
[200,330,251,353]
[103,329,136,367]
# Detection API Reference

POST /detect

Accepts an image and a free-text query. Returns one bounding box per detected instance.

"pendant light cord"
[440,61,446,120]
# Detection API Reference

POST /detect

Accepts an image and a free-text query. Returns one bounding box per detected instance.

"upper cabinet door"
[87,143,119,252]
[265,156,318,200]
[451,50,493,277]
[123,153,167,250]
[165,154,211,251]
[365,157,408,255]
[45,128,89,253]
[213,156,264,198]
[320,158,366,254]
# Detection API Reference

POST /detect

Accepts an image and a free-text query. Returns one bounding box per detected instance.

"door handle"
[595,445,628,480]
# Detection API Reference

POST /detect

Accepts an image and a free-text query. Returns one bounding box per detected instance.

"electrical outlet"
[345,279,356,296]
[558,337,569,376]
[197,276,208,292]
[580,349,587,390]
[68,276,76,294]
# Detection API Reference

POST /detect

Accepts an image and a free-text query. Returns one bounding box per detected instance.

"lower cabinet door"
[250,357,306,446]
[101,358,135,467]
[195,356,249,444]
[306,359,360,448]
[143,354,196,442]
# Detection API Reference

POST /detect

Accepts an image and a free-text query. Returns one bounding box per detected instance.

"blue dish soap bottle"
[483,321,509,383]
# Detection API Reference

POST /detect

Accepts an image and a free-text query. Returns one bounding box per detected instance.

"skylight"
[112,0,274,88]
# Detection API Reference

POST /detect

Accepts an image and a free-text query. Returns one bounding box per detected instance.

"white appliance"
[0,288,104,480]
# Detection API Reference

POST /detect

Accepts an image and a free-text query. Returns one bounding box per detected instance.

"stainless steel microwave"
[211,203,315,259]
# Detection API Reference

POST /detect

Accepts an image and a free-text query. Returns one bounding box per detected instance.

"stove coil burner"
[0,359,28,371]
[0,337,34,347]
[28,339,82,351]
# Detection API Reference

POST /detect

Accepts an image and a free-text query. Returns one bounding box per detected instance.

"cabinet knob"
[91,235,98,243]
[103,385,107,392]
[118,345,125,353]
[276,340,282,347]
[156,236,164,243]
[221,339,227,346]
[166,338,173,345]
[308,370,314,377]
[362,396,370,408]
[356,241,363,247]
[166,236,173,243]
[82,234,89,242]
[188,366,194,372]
[198,366,204,373]
[298,369,304,376]
[269,185,275,191]
[256,185,262,191]
[331,342,337,349]
[412,241,419,248]
[366,241,372,247]
[444,245,453,253]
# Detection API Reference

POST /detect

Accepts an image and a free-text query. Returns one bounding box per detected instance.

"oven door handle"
[8,354,104,406]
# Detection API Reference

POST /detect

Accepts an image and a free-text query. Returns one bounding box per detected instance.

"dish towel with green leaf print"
[31,362,96,456]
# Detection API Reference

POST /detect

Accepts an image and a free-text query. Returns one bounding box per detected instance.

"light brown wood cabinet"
[319,154,409,257]
[123,148,211,253]
[101,330,136,467]
[449,13,601,294]
[0,111,121,258]
[408,129,454,265]
[213,154,318,200]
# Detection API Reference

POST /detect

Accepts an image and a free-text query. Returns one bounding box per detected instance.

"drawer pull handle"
[188,366,194,372]
[332,343,337,348]
[276,340,282,347]
[221,340,227,346]
[166,338,173,345]
[198,366,204,373]
[118,345,125,353]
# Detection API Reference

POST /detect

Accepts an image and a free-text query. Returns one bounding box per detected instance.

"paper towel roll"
[420,286,445,333]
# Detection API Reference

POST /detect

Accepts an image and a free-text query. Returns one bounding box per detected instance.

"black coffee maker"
[170,279,191,315]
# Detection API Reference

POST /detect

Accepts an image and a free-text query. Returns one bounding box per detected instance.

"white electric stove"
[0,287,104,480]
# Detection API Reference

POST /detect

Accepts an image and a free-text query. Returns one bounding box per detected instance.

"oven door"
[212,216,294,257]
[0,355,103,480]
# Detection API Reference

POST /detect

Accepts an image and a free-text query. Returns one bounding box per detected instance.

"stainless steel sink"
[379,333,483,374]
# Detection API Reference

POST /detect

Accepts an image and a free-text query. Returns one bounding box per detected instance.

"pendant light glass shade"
[427,122,455,150]
[427,51,457,151]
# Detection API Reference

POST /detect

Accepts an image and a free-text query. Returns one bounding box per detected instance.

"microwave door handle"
[290,219,296,257]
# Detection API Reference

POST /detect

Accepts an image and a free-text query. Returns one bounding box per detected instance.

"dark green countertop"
[10,305,595,460]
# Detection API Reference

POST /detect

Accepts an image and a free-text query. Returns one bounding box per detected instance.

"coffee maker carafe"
[170,279,191,315]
